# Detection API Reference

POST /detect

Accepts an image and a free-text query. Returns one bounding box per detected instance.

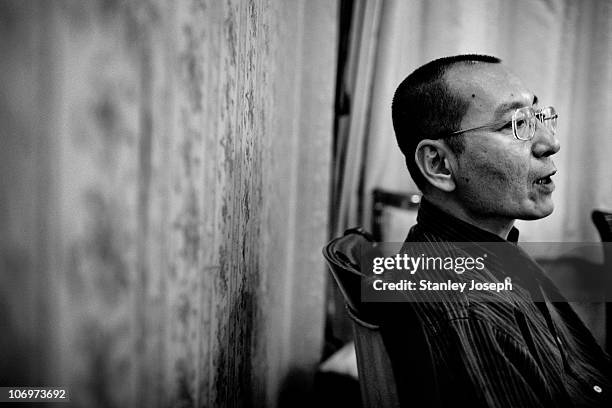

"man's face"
[444,64,560,222]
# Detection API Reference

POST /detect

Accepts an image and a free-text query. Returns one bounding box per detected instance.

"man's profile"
[387,55,611,407]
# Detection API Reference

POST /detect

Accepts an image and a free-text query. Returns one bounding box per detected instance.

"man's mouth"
[534,170,556,186]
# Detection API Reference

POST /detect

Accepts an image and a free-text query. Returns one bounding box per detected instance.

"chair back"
[592,210,612,352]
[323,228,439,407]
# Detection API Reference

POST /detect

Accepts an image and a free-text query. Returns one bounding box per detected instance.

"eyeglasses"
[443,106,558,141]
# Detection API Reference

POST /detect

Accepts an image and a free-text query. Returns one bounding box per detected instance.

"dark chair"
[592,210,612,352]
[323,228,438,408]
[371,189,421,242]
[592,210,612,244]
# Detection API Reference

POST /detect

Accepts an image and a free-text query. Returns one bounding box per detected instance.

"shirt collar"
[417,198,520,243]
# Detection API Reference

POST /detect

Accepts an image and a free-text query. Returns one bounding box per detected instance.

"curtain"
[327,0,384,346]
[332,0,383,237]
[357,0,612,245]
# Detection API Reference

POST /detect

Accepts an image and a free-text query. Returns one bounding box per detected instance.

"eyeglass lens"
[513,107,557,140]
[540,107,557,134]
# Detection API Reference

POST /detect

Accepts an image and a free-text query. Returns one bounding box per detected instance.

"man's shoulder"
[405,223,436,242]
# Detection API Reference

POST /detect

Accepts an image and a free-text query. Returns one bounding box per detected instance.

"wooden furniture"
[323,227,438,407]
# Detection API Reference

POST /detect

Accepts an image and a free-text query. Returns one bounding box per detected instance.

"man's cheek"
[480,154,524,185]
[473,162,512,187]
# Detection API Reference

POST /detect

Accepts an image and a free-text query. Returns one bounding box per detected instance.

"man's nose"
[532,121,560,157]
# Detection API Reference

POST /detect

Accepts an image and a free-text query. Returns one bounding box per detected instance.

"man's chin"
[519,201,555,220]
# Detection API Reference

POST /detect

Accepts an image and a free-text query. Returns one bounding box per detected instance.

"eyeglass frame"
[437,105,558,141]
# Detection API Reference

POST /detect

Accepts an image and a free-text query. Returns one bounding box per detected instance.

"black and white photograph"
[1,0,611,407]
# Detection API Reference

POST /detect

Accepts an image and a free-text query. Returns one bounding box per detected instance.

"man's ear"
[415,139,456,192]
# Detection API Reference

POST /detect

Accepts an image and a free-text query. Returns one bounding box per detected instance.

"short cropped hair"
[391,54,501,190]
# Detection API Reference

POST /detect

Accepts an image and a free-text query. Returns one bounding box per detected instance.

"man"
[387,55,611,407]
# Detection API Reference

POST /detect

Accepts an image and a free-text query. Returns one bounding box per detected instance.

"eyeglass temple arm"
[537,113,559,120]
[446,118,510,137]
[447,112,558,137]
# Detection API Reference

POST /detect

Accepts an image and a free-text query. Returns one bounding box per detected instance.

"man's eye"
[501,121,513,130]
[515,119,529,128]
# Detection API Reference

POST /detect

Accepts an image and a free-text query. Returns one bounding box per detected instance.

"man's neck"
[425,195,515,240]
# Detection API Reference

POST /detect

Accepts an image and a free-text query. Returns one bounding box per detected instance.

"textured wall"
[0,0,336,407]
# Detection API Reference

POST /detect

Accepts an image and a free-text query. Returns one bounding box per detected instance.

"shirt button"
[593,385,602,393]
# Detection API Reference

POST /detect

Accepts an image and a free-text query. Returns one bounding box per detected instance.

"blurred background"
[0,0,610,407]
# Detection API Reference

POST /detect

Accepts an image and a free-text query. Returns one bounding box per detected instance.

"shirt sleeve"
[430,317,559,408]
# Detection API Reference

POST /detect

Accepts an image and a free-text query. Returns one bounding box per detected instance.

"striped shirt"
[381,199,611,407]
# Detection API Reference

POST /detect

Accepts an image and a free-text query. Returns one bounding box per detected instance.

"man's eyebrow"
[493,95,538,119]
